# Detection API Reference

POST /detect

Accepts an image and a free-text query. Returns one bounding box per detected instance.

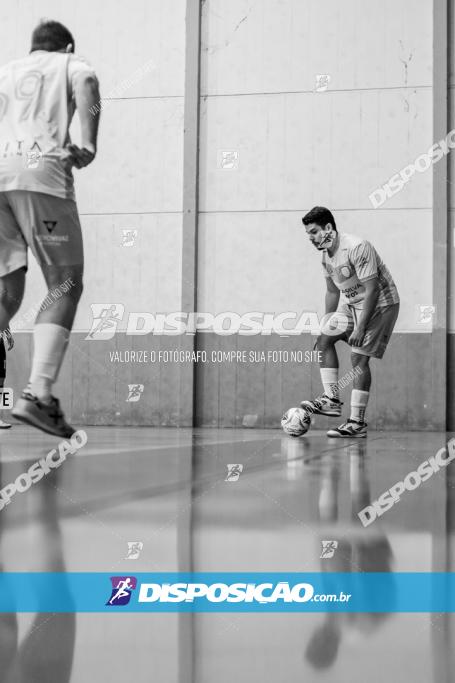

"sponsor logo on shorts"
[43,220,57,233]
[39,221,69,244]
[37,235,69,244]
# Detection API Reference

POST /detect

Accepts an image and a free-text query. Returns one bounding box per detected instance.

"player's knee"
[351,353,369,369]
[0,269,25,315]
[316,334,336,352]
[67,277,83,303]
[44,267,83,302]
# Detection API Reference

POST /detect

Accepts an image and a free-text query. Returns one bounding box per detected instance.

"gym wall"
[2,0,192,426]
[0,0,450,430]
[196,0,446,431]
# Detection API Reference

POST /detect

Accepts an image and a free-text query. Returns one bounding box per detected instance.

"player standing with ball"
[301,207,400,438]
[0,20,100,436]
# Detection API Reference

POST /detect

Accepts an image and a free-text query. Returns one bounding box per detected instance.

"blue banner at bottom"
[0,573,454,612]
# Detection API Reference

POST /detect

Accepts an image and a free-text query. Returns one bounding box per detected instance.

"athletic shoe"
[300,394,342,417]
[12,391,75,438]
[326,419,367,438]
[0,419,11,429]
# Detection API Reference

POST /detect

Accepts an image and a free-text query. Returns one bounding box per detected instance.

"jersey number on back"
[0,70,44,122]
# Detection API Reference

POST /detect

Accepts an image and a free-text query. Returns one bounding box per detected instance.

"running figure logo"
[120,229,138,247]
[125,541,143,560]
[315,74,331,92]
[86,304,124,340]
[320,540,338,559]
[126,384,144,402]
[25,141,42,169]
[417,305,436,324]
[106,576,137,606]
[218,150,239,170]
[225,464,244,482]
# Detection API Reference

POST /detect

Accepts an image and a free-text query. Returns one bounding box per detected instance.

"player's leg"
[0,269,26,331]
[350,351,371,420]
[0,193,28,329]
[0,193,28,429]
[327,303,399,438]
[8,191,83,437]
[327,351,370,438]
[27,263,83,401]
[301,308,354,417]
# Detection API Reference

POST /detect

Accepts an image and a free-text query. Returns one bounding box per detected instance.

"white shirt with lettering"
[0,50,96,199]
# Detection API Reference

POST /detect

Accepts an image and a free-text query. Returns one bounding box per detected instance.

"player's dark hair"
[302,206,337,232]
[31,20,75,53]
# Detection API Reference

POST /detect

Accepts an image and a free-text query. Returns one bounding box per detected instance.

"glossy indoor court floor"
[0,425,453,683]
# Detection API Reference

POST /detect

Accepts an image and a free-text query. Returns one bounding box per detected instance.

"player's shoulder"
[68,53,96,73]
[1,51,72,75]
[340,232,367,249]
[340,233,374,255]
[68,53,94,67]
[0,54,33,76]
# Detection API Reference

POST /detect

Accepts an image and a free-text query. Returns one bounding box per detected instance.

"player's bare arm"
[325,276,340,314]
[348,277,380,347]
[66,73,101,169]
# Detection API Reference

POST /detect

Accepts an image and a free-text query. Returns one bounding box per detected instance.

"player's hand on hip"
[61,144,95,170]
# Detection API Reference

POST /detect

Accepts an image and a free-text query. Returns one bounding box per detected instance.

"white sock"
[350,389,369,423]
[29,323,70,402]
[320,368,339,400]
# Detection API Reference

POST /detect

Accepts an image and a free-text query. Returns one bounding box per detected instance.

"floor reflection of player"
[0,463,76,683]
[305,442,396,671]
[109,577,133,604]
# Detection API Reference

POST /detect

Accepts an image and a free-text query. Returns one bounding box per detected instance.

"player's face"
[305,222,332,250]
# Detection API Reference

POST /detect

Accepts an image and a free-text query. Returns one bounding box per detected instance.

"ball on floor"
[281,407,311,437]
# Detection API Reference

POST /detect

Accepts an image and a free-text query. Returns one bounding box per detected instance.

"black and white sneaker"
[300,394,342,417]
[12,391,75,438]
[326,419,367,438]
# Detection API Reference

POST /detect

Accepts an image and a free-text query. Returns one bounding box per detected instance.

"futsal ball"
[281,407,311,437]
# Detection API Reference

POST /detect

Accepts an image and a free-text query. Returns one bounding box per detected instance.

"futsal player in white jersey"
[0,20,100,436]
[301,207,400,438]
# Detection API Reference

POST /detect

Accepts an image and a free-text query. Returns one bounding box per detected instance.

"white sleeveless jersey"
[0,51,95,199]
